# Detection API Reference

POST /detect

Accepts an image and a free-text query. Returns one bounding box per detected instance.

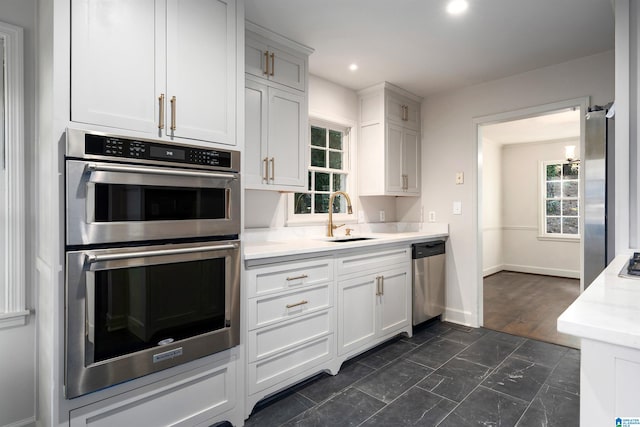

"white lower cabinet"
[337,248,412,359]
[245,256,336,417]
[69,353,239,427]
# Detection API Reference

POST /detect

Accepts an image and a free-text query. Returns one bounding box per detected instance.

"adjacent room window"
[542,161,580,237]
[289,120,354,222]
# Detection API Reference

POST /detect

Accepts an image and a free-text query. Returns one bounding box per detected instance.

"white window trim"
[538,159,580,242]
[0,21,28,329]
[287,113,358,226]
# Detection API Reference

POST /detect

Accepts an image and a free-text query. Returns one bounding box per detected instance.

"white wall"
[482,138,502,276]
[422,50,614,326]
[0,1,37,426]
[501,139,580,277]
[244,74,397,229]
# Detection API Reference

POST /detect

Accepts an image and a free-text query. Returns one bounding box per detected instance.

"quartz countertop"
[557,252,640,350]
[243,224,448,261]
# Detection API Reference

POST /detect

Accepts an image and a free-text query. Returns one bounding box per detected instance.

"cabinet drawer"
[248,334,333,395]
[248,310,332,362]
[248,284,331,330]
[247,257,334,297]
[337,247,410,276]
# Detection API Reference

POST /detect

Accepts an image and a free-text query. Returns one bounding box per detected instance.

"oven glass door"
[65,240,240,398]
[66,160,240,245]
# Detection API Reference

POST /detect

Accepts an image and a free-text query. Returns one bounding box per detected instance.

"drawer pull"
[286,274,308,281]
[286,300,308,309]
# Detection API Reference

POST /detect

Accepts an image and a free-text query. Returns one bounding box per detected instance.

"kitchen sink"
[326,237,375,243]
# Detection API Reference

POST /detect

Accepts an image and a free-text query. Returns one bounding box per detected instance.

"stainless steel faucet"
[327,191,353,237]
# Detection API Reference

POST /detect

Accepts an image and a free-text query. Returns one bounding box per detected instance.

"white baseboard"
[502,264,580,279]
[483,264,504,277]
[442,308,478,328]
[4,416,36,427]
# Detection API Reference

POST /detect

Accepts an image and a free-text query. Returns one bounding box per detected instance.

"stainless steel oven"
[64,129,241,398]
[66,128,240,246]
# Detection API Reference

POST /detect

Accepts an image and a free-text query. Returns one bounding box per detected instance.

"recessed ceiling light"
[446,0,468,15]
[349,63,358,71]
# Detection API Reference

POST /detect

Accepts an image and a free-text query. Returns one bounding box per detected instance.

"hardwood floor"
[483,271,580,348]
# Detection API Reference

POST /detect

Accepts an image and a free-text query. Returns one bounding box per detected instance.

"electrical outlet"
[456,172,464,185]
[357,210,365,223]
[379,210,385,222]
[453,201,462,215]
[420,206,424,223]
[428,211,436,222]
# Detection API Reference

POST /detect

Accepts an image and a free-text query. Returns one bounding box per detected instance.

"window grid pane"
[543,161,580,236]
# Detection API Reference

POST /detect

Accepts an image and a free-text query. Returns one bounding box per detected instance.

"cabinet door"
[385,122,405,194]
[71,0,160,133]
[378,267,411,337]
[338,275,377,355]
[387,95,420,130]
[245,35,269,79]
[269,46,306,91]
[268,87,306,188]
[245,79,269,188]
[166,0,236,145]
[403,128,420,194]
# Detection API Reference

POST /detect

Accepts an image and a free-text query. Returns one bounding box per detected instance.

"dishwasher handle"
[412,241,445,259]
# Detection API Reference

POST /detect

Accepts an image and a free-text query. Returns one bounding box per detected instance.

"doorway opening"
[475,98,588,348]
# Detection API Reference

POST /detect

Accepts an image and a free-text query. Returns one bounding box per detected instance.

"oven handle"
[85,244,238,264]
[85,163,238,181]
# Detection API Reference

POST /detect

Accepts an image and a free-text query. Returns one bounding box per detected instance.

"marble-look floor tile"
[545,354,580,395]
[360,387,456,426]
[516,384,579,427]
[297,361,375,404]
[456,334,522,368]
[439,386,528,427]
[404,337,467,369]
[417,357,492,402]
[354,358,432,403]
[245,392,315,427]
[281,388,385,427]
[482,357,552,401]
[439,327,488,346]
[402,326,436,345]
[512,339,568,368]
[354,337,418,369]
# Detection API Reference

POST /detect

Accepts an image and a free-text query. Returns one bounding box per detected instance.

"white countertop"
[243,224,448,261]
[557,252,640,350]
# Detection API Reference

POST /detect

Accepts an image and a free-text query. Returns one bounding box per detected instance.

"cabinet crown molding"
[246,20,314,55]
[357,81,422,103]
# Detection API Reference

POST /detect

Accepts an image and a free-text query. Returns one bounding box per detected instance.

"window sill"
[286,215,357,227]
[537,235,580,243]
[0,310,31,330]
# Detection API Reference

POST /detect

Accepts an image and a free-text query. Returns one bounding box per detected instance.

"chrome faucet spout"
[327,191,353,237]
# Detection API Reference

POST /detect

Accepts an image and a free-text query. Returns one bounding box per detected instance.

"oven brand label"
[153,347,183,363]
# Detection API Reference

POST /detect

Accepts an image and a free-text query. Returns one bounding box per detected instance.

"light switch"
[428,211,436,222]
[453,201,462,215]
[456,172,464,185]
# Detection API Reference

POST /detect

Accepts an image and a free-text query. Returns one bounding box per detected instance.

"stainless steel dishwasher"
[412,241,446,325]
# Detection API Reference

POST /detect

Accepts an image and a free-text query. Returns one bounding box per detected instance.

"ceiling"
[244,0,614,98]
[481,109,580,145]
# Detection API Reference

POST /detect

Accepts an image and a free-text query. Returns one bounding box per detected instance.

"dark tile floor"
[243,321,579,427]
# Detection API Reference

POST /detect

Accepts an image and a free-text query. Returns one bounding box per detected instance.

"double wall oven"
[64,129,241,398]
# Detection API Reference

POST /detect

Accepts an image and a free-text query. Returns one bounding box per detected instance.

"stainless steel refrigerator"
[583,108,615,288]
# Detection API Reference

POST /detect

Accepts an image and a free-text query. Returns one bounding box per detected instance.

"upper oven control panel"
[66,128,240,172]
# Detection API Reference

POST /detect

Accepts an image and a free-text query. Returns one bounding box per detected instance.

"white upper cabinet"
[358,82,422,196]
[71,0,237,146]
[244,22,313,191]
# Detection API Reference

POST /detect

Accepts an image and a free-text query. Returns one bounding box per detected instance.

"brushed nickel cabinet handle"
[270,157,275,181]
[264,51,269,75]
[158,94,165,129]
[263,157,269,182]
[286,300,308,309]
[380,275,384,295]
[270,52,275,76]
[170,96,176,131]
[286,274,308,281]
[375,276,382,296]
